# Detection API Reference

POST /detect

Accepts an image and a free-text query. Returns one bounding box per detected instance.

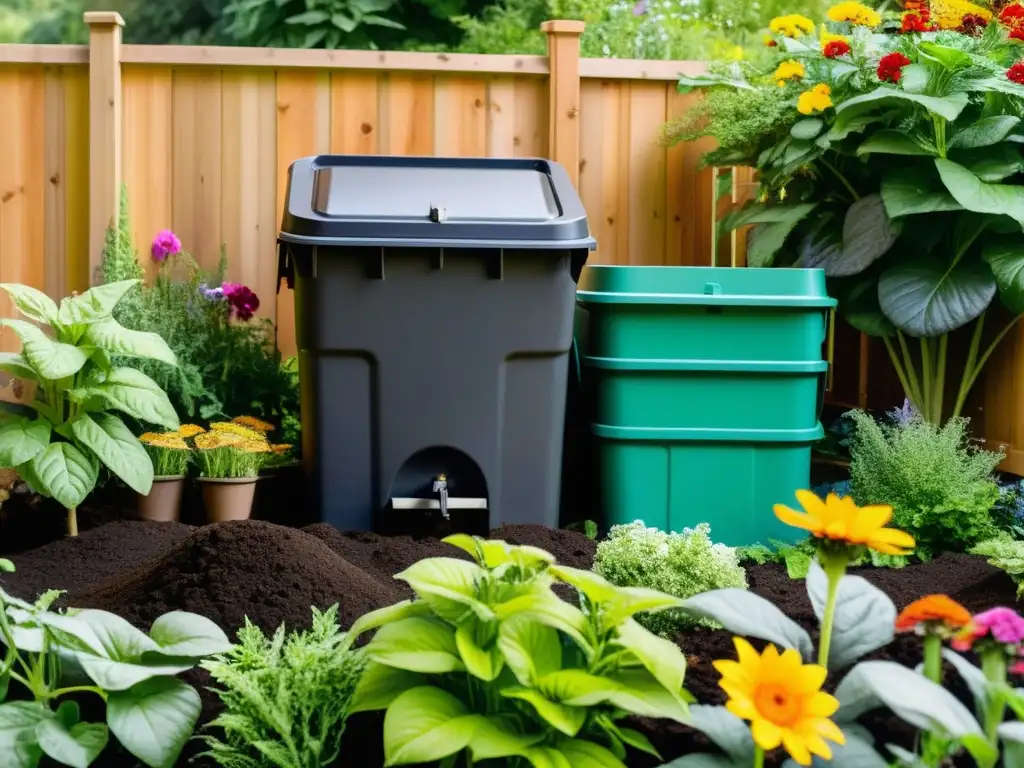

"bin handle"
[824,306,835,393]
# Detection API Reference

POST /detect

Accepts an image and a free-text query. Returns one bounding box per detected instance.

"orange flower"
[895,595,972,635]
[774,491,915,555]
[232,415,275,433]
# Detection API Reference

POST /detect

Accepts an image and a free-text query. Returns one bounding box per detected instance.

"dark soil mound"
[71,520,403,634]
[1,520,194,603]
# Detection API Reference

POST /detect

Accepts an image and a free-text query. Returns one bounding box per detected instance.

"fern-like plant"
[199,605,366,768]
[847,409,1003,559]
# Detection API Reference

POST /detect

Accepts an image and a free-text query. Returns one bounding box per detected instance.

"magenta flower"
[953,607,1024,651]
[222,282,260,321]
[151,229,182,262]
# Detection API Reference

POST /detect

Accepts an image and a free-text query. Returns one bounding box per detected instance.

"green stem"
[934,334,947,424]
[982,650,1008,748]
[933,116,948,158]
[898,331,924,410]
[923,634,942,685]
[953,313,986,420]
[753,746,766,768]
[883,336,916,407]
[817,557,847,670]
[820,158,860,201]
[45,685,107,700]
[920,337,932,420]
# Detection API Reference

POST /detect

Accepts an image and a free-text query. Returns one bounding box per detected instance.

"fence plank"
[382,74,434,156]
[330,72,380,155]
[434,77,487,157]
[44,67,67,301]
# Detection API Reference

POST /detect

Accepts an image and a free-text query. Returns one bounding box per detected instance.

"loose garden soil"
[0,487,1019,768]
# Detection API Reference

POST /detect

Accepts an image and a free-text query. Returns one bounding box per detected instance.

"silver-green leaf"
[81,318,176,367]
[0,284,58,325]
[74,367,179,430]
[0,417,51,468]
[35,718,108,768]
[680,589,814,660]
[878,258,996,337]
[0,319,89,380]
[28,442,98,509]
[71,413,153,496]
[107,677,201,768]
[58,280,140,326]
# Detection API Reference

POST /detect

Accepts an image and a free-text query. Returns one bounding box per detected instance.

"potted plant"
[193,423,271,522]
[137,430,191,521]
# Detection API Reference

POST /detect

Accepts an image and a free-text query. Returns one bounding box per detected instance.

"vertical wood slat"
[542,20,584,188]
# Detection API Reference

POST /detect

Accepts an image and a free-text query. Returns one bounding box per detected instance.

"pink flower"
[952,607,1024,651]
[151,229,182,262]
[222,282,260,321]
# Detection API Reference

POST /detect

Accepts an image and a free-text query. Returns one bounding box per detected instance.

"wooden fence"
[0,12,1022,473]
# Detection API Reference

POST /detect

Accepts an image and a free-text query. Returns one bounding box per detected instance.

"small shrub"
[971,537,1024,598]
[593,521,747,635]
[200,605,366,768]
[847,410,1003,559]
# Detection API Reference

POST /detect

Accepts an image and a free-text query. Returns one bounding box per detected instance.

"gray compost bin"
[277,155,595,532]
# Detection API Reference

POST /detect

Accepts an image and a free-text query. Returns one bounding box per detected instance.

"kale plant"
[593,521,747,635]
[847,409,1003,558]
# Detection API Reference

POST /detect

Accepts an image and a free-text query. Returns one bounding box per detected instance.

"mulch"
[0,488,1018,767]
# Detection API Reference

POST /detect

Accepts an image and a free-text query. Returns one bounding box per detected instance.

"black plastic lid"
[278,155,596,250]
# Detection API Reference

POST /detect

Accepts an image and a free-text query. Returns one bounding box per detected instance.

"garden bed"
[0,489,1019,768]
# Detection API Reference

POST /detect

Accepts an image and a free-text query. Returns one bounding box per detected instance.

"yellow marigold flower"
[774,60,807,86]
[239,439,271,454]
[769,14,816,37]
[773,490,916,555]
[827,1,882,26]
[194,431,246,450]
[797,83,833,115]
[210,422,265,441]
[820,26,849,49]
[931,0,991,28]
[178,424,206,438]
[715,637,845,765]
[147,434,189,451]
[139,432,162,445]
[271,444,294,455]
[232,415,275,433]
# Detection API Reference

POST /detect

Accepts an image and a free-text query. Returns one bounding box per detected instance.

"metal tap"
[432,474,449,520]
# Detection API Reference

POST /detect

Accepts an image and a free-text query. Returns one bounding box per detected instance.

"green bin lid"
[576,266,836,308]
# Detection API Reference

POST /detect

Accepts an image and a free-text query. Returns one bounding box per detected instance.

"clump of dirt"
[70,520,404,634]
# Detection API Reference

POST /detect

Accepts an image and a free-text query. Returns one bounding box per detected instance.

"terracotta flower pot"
[137,475,186,523]
[200,477,258,523]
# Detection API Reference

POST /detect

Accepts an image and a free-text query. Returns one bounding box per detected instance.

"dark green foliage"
[200,605,366,768]
[847,410,1003,559]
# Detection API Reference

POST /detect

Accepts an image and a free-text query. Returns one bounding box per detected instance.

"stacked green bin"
[575,266,836,547]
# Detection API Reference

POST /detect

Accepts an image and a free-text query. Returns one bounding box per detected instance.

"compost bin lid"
[576,266,837,308]
[278,155,596,250]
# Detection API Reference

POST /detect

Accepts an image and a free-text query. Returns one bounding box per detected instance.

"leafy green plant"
[223,0,404,49]
[341,534,693,767]
[971,537,1024,597]
[564,519,599,540]
[0,281,179,535]
[593,521,748,635]
[0,560,233,768]
[199,605,366,768]
[677,15,1024,423]
[847,409,1002,558]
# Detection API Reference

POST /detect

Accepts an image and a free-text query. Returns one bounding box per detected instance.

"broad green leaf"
[35,718,107,768]
[558,739,627,768]
[829,194,900,278]
[612,618,688,695]
[29,611,108,656]
[342,599,432,651]
[781,727,888,768]
[58,281,140,326]
[467,716,544,761]
[0,319,89,380]
[107,677,200,768]
[455,619,503,681]
[73,367,178,430]
[658,755,736,768]
[1000,721,1024,744]
[935,157,1024,221]
[805,560,895,669]
[984,236,1024,313]
[680,589,814,660]
[614,725,660,758]
[549,565,617,603]
[498,614,562,686]
[878,258,996,336]
[524,745,574,768]
[442,533,489,564]
[954,144,1024,183]
[74,605,160,658]
[383,686,484,766]
[368,616,464,674]
[791,119,824,140]
[16,455,50,499]
[689,705,755,763]
[28,442,98,509]
[493,591,591,653]
[0,417,50,468]
[81,318,176,367]
[951,116,1021,150]
[0,558,12,572]
[349,661,426,714]
[600,586,684,629]
[745,204,818,267]
[394,557,491,623]
[71,413,153,495]
[286,9,330,23]
[501,686,587,736]
[0,701,48,768]
[0,285,57,325]
[836,88,968,122]
[835,660,983,738]
[900,64,929,94]
[146,611,233,658]
[0,352,37,380]
[881,168,961,218]
[918,41,972,70]
[855,131,933,157]
[605,667,691,723]
[538,669,623,706]
[943,649,989,720]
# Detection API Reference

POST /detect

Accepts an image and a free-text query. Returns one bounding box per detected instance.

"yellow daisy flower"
[232,415,275,433]
[775,60,806,87]
[769,14,816,37]
[773,490,915,555]
[178,424,206,438]
[715,637,845,765]
[210,422,265,441]
[194,431,246,451]
[797,83,834,115]
[827,1,882,27]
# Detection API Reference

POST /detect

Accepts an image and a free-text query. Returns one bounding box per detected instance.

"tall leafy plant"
[0,281,179,535]
[342,535,693,767]
[674,7,1024,424]
[223,0,405,49]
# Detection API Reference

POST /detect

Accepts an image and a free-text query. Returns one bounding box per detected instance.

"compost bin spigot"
[432,474,449,520]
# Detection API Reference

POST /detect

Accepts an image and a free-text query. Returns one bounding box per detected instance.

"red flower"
[959,13,989,34]
[901,9,936,31]
[877,52,913,83]
[1009,62,1024,83]
[222,282,260,322]
[1001,3,1024,38]
[823,40,852,57]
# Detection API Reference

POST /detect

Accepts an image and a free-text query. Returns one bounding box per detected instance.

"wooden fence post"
[85,11,124,285]
[542,20,584,188]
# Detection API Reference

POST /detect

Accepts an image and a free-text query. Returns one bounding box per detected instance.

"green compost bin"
[575,266,836,547]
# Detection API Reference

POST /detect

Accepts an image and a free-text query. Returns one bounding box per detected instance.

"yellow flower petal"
[815,718,846,744]
[790,662,828,693]
[805,691,840,717]
[726,698,758,720]
[783,731,813,766]
[752,718,784,750]
[773,504,818,532]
